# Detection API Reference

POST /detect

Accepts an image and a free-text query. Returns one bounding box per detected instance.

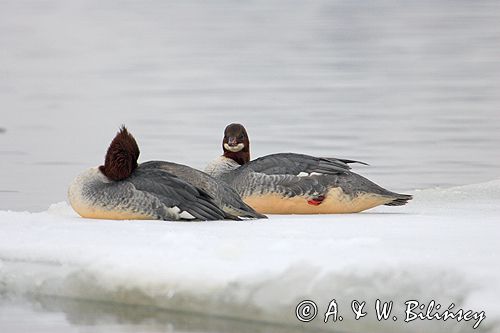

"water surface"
[1,0,500,211]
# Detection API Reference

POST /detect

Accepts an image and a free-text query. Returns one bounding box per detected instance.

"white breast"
[68,167,106,204]
[204,156,240,178]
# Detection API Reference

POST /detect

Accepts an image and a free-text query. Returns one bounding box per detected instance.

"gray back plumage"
[129,166,228,220]
[237,153,355,175]
[139,161,265,219]
[218,153,411,204]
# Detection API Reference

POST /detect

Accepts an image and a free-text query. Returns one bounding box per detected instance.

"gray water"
[1,0,500,212]
[0,0,500,331]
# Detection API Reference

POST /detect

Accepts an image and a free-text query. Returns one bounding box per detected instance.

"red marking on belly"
[307,195,325,206]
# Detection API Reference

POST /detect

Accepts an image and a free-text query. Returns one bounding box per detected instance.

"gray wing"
[223,154,409,205]
[242,153,366,176]
[129,166,228,221]
[233,171,330,199]
[139,161,266,219]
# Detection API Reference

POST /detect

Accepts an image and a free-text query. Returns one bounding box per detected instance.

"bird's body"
[68,127,264,221]
[205,124,412,214]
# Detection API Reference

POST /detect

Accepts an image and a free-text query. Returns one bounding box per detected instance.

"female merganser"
[205,123,412,214]
[68,126,265,221]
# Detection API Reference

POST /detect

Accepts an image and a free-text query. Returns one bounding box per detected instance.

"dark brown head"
[99,126,140,181]
[222,123,250,165]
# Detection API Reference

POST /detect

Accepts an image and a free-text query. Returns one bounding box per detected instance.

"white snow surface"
[0,180,499,333]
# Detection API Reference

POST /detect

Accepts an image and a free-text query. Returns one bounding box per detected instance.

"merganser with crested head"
[68,126,265,221]
[205,123,412,214]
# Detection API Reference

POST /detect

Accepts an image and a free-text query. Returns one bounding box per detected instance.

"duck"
[68,126,265,221]
[205,123,412,214]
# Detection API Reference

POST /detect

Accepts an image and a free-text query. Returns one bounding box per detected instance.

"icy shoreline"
[1,180,499,333]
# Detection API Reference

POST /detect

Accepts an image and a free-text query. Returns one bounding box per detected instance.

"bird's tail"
[384,193,413,206]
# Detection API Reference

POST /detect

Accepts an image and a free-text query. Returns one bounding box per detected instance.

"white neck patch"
[224,143,245,152]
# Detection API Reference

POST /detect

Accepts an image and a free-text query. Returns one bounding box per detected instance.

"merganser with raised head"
[205,123,412,214]
[68,126,265,221]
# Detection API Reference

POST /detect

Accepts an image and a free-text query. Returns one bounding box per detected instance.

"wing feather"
[242,153,365,176]
[129,167,227,221]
